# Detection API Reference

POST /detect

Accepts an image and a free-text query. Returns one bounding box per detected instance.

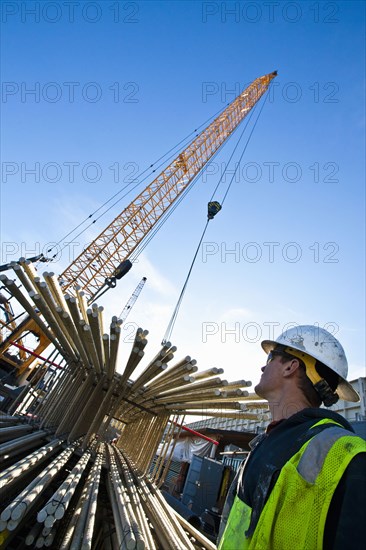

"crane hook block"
[207,201,222,220]
[113,260,133,280]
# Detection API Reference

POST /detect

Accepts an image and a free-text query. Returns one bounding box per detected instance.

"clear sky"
[1,1,365,404]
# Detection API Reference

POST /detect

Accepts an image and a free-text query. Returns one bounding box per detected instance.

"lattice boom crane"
[60,71,277,298]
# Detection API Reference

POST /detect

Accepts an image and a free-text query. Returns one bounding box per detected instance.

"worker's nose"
[261,365,266,373]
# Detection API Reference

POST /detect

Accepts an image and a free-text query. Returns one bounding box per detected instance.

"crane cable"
[221,86,271,206]
[129,95,262,263]
[161,219,210,344]
[129,117,244,263]
[161,86,272,345]
[209,85,271,205]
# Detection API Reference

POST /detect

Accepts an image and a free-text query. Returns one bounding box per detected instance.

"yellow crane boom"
[60,71,277,298]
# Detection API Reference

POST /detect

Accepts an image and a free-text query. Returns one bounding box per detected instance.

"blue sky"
[1,0,365,395]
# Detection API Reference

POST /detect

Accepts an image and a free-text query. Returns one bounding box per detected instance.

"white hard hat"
[261,325,360,403]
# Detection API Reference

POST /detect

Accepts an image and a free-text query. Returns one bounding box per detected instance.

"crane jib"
[60,71,277,298]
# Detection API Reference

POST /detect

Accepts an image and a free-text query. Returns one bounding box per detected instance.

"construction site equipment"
[207,201,222,220]
[60,71,277,299]
[89,259,133,303]
[118,276,147,321]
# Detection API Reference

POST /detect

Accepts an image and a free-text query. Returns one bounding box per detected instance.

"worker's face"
[254,352,287,398]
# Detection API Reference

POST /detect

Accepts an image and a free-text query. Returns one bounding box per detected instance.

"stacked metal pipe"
[37,451,91,529]
[111,444,215,550]
[1,264,268,441]
[0,438,63,498]
[0,432,218,549]
[0,444,76,534]
[66,446,103,550]
[0,263,271,548]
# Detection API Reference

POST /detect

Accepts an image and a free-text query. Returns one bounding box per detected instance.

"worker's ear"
[282,358,301,378]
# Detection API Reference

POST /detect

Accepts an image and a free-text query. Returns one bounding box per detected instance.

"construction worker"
[218,325,366,549]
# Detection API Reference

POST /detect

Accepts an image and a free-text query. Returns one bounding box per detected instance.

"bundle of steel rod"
[3,264,268,444]
[150,414,185,488]
[0,413,26,428]
[109,444,157,550]
[114,362,259,422]
[59,444,104,550]
[111,445,217,550]
[0,437,104,548]
[0,429,217,549]
[0,429,50,465]
[36,450,91,529]
[118,413,171,474]
[115,384,265,424]
[0,438,64,498]
[0,444,76,534]
[107,444,147,549]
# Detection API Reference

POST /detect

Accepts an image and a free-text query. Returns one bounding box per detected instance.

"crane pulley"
[207,201,222,220]
[88,260,133,304]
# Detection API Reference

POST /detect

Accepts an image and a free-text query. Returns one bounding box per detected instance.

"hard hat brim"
[336,380,360,403]
[261,340,277,355]
[261,340,360,403]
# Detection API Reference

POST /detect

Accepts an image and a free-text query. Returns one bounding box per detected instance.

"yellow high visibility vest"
[218,423,366,550]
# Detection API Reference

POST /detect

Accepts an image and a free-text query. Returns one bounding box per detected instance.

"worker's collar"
[266,419,285,433]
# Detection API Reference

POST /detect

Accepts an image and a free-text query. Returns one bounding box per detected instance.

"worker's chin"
[254,383,265,398]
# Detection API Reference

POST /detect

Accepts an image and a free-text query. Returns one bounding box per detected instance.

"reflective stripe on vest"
[218,426,366,550]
